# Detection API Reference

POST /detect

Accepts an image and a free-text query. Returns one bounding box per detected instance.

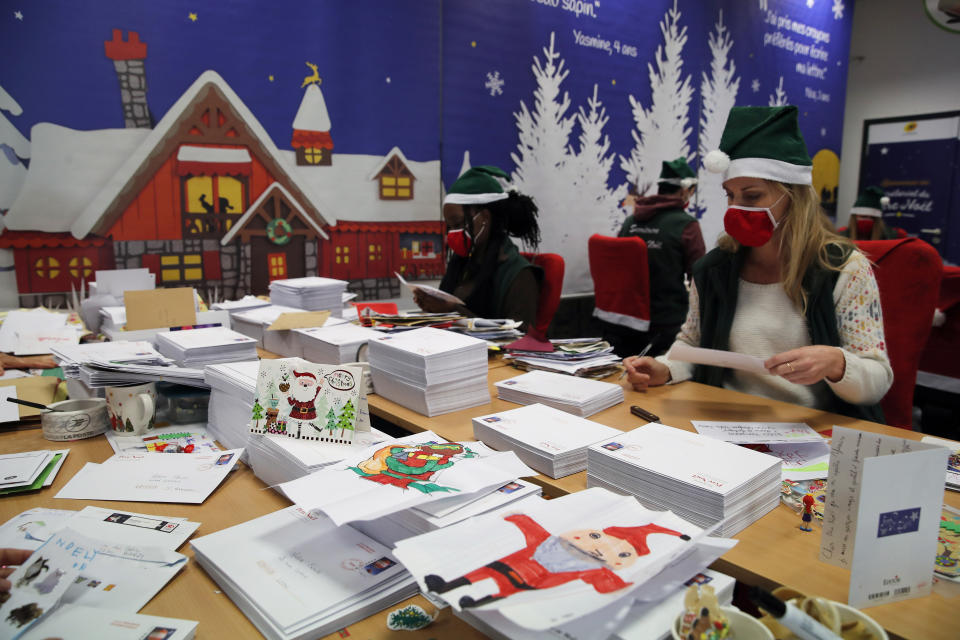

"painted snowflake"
[806,0,815,8]
[758,0,768,10]
[751,78,760,93]
[832,0,844,19]
[484,70,504,97]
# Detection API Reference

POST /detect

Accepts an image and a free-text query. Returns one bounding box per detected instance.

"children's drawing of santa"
[288,370,322,421]
[424,514,690,608]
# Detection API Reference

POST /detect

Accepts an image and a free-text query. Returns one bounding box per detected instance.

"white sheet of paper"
[396,271,465,305]
[820,427,945,569]
[95,268,155,297]
[921,436,960,491]
[667,342,768,375]
[0,451,54,487]
[0,387,20,423]
[55,449,243,504]
[19,604,197,640]
[691,421,823,444]
[765,441,831,481]
[848,447,948,608]
[0,508,77,550]
[65,506,199,551]
[0,309,69,353]
[13,327,83,355]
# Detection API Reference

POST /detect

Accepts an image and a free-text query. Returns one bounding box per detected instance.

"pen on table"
[618,341,654,380]
[748,586,842,640]
[630,405,660,423]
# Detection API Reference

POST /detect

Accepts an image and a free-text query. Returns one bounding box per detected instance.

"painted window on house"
[160,254,204,284]
[302,147,324,164]
[183,175,246,236]
[268,253,288,280]
[335,245,350,264]
[69,256,93,279]
[34,257,60,279]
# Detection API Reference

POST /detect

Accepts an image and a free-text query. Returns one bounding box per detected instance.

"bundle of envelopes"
[191,506,418,640]
[363,310,463,329]
[211,295,272,313]
[368,327,490,416]
[494,370,624,417]
[231,304,310,347]
[156,326,258,367]
[268,276,347,315]
[204,360,259,452]
[448,318,524,344]
[294,322,381,364]
[52,340,171,379]
[0,450,69,495]
[505,337,621,378]
[587,423,782,536]
[472,403,621,478]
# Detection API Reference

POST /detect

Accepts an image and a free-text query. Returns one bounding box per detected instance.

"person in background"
[612,158,705,357]
[623,105,892,422]
[413,166,543,331]
[0,353,58,376]
[841,185,898,240]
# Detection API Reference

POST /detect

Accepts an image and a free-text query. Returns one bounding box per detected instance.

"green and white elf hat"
[850,186,890,218]
[444,165,514,205]
[703,105,813,185]
[658,157,698,188]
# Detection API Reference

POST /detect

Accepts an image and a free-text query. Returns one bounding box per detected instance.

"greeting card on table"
[819,427,948,608]
[249,357,368,444]
[921,436,960,491]
[394,487,711,630]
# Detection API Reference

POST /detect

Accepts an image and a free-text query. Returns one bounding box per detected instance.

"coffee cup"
[106,382,157,436]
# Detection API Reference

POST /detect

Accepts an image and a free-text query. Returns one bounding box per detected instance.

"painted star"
[14,10,23,20]
[188,12,198,22]
[881,147,889,155]
[820,127,827,136]
[751,79,760,93]
[268,75,274,82]
[385,77,391,84]
[806,0,815,7]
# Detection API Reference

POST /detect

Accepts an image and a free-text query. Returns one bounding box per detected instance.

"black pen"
[618,341,654,380]
[630,405,659,423]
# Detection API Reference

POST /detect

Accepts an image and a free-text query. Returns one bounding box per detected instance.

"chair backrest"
[587,234,650,331]
[856,238,943,428]
[520,252,564,338]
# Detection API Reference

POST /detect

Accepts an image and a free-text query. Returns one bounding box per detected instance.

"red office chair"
[856,238,943,428]
[520,252,564,339]
[587,234,650,331]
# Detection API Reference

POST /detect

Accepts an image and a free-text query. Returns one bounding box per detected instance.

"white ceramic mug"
[105,382,157,436]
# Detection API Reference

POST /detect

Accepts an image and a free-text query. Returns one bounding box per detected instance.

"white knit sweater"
[659,251,893,409]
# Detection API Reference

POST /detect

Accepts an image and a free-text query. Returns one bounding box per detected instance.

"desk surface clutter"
[1,316,959,639]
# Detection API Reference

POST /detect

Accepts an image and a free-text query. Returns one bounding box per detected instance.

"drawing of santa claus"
[288,370,322,421]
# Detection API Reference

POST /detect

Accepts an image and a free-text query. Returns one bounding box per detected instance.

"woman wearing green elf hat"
[413,166,543,330]
[623,106,893,422]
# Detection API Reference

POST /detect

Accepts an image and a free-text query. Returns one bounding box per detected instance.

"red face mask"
[446,228,472,257]
[723,195,785,247]
[856,218,875,236]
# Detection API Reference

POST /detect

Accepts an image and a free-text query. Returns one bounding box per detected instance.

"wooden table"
[367,364,960,640]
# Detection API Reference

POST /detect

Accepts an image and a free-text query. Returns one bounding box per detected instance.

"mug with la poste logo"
[105,382,158,436]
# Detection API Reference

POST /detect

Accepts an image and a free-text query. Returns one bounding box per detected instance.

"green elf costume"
[840,186,898,240]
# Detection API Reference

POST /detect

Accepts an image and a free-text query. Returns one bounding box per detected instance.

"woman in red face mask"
[412,165,543,330]
[623,106,893,423]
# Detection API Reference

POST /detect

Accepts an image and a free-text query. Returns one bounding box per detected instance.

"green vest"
[492,238,542,318]
[691,246,885,424]
[619,207,694,325]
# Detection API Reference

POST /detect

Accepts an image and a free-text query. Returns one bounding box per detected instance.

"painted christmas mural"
[0,1,443,306]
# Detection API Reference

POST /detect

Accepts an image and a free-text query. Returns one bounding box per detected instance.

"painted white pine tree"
[0,84,29,213]
[620,0,693,196]
[510,32,580,291]
[769,76,788,106]
[697,10,739,248]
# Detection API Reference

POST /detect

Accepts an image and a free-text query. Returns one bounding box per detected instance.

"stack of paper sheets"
[368,327,490,416]
[204,360,259,452]
[211,295,272,313]
[294,323,381,364]
[587,424,782,536]
[20,605,198,640]
[52,340,170,378]
[505,337,621,378]
[691,421,830,481]
[494,370,624,417]
[269,276,348,315]
[78,359,208,389]
[231,304,309,346]
[0,450,69,495]
[0,308,72,354]
[247,428,390,488]
[191,506,417,640]
[472,403,622,478]
[155,326,258,366]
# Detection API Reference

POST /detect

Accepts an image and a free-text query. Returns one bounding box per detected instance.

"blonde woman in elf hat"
[414,166,543,330]
[613,157,705,358]
[623,106,892,422]
[842,186,898,240]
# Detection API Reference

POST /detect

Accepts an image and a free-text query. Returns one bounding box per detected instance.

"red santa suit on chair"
[287,370,322,420]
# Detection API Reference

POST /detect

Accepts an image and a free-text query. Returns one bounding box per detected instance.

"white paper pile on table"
[587,423,782,536]
[231,303,308,346]
[98,306,232,344]
[505,337,621,378]
[0,450,69,495]
[494,370,624,417]
[204,360,259,452]
[691,420,830,481]
[156,326,258,366]
[51,340,169,378]
[20,605,197,640]
[191,506,417,640]
[0,308,72,354]
[294,323,381,364]
[247,428,391,487]
[211,295,272,313]
[368,327,490,416]
[269,276,348,315]
[472,403,622,478]
[79,358,208,388]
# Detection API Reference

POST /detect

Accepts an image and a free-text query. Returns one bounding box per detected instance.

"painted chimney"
[104,29,151,128]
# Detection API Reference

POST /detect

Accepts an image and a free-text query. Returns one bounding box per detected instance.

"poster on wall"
[0,0,443,308]
[442,0,855,293]
[859,113,960,264]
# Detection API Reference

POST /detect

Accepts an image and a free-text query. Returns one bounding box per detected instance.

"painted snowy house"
[291,79,333,167]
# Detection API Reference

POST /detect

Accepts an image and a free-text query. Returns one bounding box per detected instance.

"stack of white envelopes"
[231,304,309,347]
[472,403,622,478]
[156,326,258,367]
[269,276,348,315]
[295,323,381,364]
[204,360,259,452]
[0,450,68,494]
[368,327,490,416]
[52,340,170,378]
[191,506,417,640]
[247,429,390,488]
[494,370,624,417]
[587,423,782,536]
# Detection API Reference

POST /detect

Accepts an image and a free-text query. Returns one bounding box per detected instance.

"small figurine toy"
[799,493,815,532]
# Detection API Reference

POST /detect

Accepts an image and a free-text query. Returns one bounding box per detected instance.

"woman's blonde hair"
[718,181,855,314]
